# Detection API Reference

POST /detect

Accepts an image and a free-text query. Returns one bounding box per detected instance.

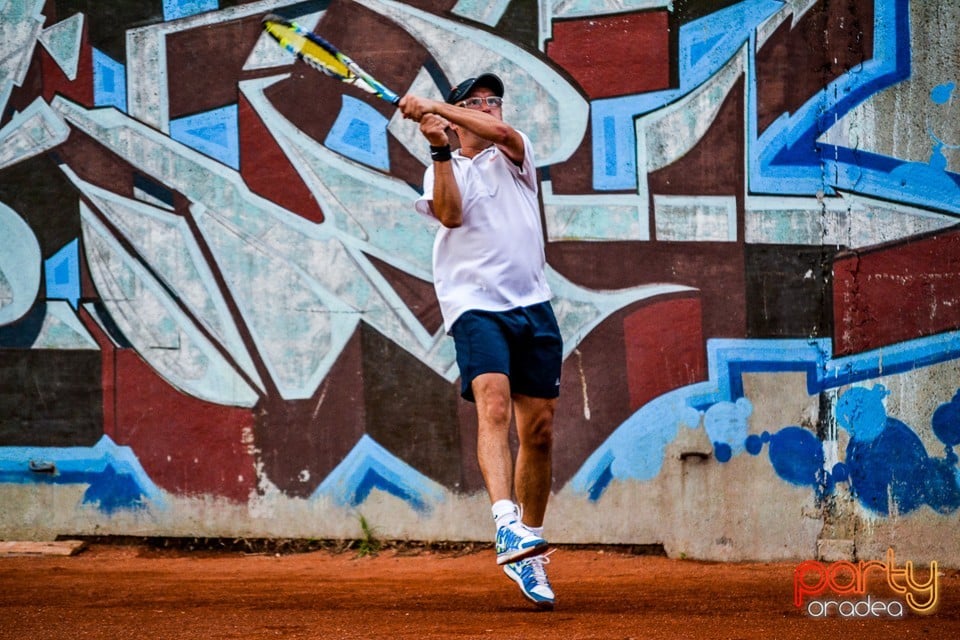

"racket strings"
[262,16,400,105]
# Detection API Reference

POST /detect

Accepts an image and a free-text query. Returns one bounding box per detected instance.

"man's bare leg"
[472,372,514,504]
[473,373,549,570]
[505,394,557,609]
[513,395,556,528]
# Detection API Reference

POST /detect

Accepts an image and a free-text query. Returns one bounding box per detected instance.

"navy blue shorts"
[450,301,563,402]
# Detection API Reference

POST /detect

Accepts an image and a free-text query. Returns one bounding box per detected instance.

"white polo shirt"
[416,131,552,333]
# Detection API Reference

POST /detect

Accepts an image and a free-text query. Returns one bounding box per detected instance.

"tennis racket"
[261,14,400,105]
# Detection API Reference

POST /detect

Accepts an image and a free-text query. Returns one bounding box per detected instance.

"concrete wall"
[1,0,959,565]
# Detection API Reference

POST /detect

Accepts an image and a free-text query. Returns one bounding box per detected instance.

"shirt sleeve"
[414,164,437,220]
[512,131,538,193]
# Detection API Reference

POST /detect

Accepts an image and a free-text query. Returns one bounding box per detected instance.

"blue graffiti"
[589,0,960,216]
[162,0,218,22]
[0,436,164,513]
[932,390,960,448]
[591,0,783,190]
[757,385,960,515]
[931,82,955,105]
[844,418,930,514]
[836,385,888,442]
[705,398,752,462]
[311,434,444,514]
[92,48,127,112]
[170,104,240,170]
[924,83,959,174]
[44,238,81,310]
[754,0,960,214]
[352,468,426,512]
[574,332,960,503]
[767,427,825,489]
[325,95,391,170]
[837,385,960,514]
[569,392,702,498]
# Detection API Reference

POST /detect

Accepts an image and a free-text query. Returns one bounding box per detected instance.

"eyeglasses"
[458,96,503,109]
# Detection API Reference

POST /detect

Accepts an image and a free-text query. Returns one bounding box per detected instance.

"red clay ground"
[0,542,958,639]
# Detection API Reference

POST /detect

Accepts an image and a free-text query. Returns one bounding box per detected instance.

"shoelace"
[527,549,555,583]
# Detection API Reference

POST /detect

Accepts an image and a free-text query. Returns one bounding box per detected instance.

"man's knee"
[473,374,512,428]
[526,422,553,452]
[519,404,554,451]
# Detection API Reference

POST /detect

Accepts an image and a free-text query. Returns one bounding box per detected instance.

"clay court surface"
[1,542,957,639]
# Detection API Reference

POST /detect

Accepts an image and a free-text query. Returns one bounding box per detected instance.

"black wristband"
[430,145,452,162]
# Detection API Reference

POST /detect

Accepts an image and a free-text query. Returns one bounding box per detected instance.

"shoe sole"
[495,540,550,566]
[502,564,555,611]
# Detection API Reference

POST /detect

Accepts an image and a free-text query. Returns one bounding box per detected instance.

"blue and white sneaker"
[495,518,549,565]
[504,551,555,610]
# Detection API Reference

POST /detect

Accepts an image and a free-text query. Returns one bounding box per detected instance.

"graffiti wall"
[1,0,959,563]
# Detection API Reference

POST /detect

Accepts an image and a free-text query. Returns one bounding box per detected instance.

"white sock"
[492,499,518,526]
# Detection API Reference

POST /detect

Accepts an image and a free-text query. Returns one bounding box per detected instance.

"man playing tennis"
[399,74,561,610]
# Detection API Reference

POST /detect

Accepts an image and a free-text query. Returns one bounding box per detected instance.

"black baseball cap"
[446,73,504,104]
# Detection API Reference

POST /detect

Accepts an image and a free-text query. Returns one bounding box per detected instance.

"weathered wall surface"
[1,0,959,564]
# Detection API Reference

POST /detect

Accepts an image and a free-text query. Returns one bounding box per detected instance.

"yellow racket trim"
[263,20,351,79]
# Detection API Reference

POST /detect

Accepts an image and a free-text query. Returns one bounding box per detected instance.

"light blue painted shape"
[44,238,80,309]
[0,436,165,514]
[92,48,126,112]
[0,200,41,325]
[451,0,511,26]
[31,300,98,349]
[312,434,444,514]
[704,397,752,459]
[163,0,218,21]
[689,33,725,68]
[569,389,703,498]
[324,95,390,171]
[836,385,889,442]
[931,82,955,105]
[38,12,84,81]
[170,104,240,170]
[591,0,783,190]
[571,330,960,500]
[0,98,70,170]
